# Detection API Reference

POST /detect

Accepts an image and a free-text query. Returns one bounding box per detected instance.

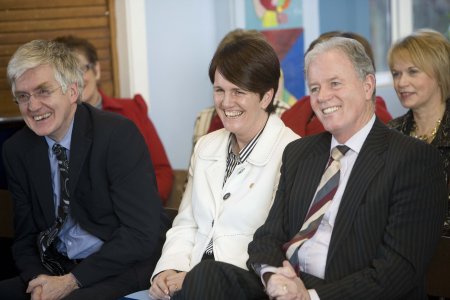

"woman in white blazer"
[149,30,299,299]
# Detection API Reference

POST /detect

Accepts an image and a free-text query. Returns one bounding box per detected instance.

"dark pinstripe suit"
[247,119,448,299]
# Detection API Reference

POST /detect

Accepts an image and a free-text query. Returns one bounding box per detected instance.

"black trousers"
[172,260,269,300]
[0,257,156,300]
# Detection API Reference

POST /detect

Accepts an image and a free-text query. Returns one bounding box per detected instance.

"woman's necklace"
[410,118,441,143]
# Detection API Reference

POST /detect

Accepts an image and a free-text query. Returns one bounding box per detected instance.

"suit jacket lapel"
[326,119,388,268]
[69,105,92,197]
[289,134,331,235]
[26,137,55,226]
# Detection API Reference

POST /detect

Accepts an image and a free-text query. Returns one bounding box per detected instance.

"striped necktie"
[283,145,350,273]
[37,143,70,275]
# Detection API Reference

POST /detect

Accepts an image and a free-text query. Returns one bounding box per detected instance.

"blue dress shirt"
[45,121,103,259]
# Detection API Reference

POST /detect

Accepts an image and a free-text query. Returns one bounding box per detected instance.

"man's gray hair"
[305,37,376,99]
[7,39,83,103]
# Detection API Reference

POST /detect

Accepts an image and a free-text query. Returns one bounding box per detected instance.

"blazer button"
[223,192,231,200]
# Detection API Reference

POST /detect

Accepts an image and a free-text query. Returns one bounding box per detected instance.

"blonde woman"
[387,29,450,236]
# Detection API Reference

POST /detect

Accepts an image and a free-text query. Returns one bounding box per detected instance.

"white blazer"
[152,114,299,280]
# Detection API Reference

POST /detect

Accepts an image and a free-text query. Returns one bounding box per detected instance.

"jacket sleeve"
[71,119,166,287]
[2,142,51,282]
[151,146,199,281]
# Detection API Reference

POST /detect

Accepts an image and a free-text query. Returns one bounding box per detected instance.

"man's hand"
[266,261,310,300]
[149,269,185,299]
[28,285,43,300]
[27,273,79,300]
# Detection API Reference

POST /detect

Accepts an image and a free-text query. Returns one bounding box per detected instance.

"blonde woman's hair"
[388,29,450,101]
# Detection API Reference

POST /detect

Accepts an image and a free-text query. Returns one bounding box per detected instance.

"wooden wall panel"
[1,18,109,33]
[0,0,106,10]
[0,7,107,21]
[0,0,118,117]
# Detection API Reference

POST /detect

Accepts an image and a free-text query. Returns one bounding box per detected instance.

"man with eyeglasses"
[0,40,168,299]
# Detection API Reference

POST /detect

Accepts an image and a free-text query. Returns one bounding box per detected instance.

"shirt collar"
[330,114,375,155]
[45,119,74,152]
[227,121,266,163]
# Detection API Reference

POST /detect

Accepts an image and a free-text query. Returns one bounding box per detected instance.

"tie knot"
[331,145,350,161]
[52,144,67,162]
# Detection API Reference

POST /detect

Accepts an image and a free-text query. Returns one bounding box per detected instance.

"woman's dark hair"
[209,34,280,114]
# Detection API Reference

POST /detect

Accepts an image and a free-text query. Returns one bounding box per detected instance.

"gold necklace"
[410,118,441,143]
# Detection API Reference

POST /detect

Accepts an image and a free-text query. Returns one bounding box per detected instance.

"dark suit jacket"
[2,103,167,287]
[248,119,448,299]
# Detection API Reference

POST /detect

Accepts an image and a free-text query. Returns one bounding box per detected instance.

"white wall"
[145,0,227,169]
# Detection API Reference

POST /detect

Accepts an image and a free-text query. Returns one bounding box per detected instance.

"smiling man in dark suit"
[0,40,168,300]
[173,37,448,300]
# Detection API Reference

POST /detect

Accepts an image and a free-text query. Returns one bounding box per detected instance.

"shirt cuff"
[257,264,319,300]
[308,289,320,300]
[260,265,279,288]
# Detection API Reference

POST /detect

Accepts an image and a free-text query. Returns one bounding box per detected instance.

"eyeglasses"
[80,63,95,73]
[13,86,62,105]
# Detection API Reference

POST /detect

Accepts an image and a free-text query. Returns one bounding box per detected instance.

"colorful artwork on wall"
[245,0,305,105]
